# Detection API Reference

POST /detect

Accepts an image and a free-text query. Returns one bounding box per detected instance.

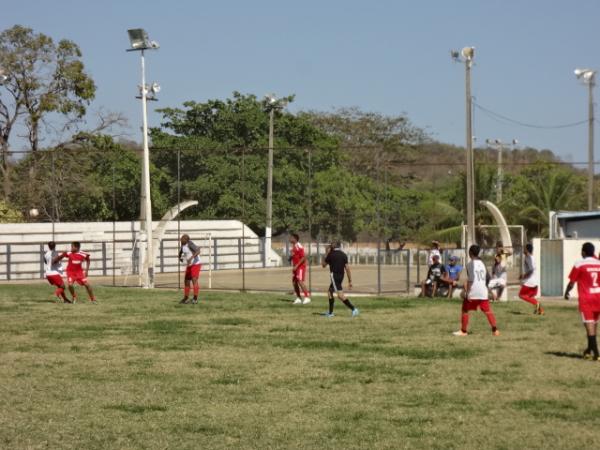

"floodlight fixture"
[461,46,475,61]
[450,50,460,61]
[150,82,161,94]
[127,28,159,51]
[574,68,596,84]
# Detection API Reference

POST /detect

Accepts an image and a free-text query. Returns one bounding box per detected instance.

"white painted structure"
[0,220,282,281]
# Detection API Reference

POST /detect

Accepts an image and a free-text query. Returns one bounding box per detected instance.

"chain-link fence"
[0,144,592,295]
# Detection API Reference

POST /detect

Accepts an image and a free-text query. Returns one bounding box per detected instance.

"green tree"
[0,25,96,197]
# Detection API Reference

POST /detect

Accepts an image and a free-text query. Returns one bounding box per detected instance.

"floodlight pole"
[140,49,154,288]
[265,108,274,266]
[465,57,475,248]
[588,80,595,211]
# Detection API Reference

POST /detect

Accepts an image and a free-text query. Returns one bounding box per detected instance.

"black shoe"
[63,298,72,304]
[179,298,190,304]
[191,298,198,304]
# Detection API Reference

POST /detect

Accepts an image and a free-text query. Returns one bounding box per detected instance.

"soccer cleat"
[191,298,198,304]
[302,297,311,305]
[293,298,302,305]
[179,298,190,304]
[452,330,468,336]
[321,312,335,318]
[63,298,72,304]
[534,304,544,315]
[90,299,98,305]
[582,350,599,361]
[352,308,360,318]
[492,330,500,336]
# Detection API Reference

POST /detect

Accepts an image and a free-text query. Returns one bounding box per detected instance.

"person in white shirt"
[453,244,499,336]
[179,234,202,304]
[489,254,507,301]
[427,240,441,267]
[519,243,544,315]
[44,241,71,303]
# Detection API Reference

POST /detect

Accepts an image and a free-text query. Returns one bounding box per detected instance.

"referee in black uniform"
[322,241,359,317]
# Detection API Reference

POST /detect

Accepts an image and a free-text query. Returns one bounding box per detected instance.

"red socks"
[461,313,469,333]
[519,294,538,306]
[193,285,199,296]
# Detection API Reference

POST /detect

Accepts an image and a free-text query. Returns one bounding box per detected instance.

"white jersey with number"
[522,254,538,288]
[44,250,63,276]
[467,259,488,300]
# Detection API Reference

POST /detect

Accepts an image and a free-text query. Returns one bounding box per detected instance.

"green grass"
[1,285,600,449]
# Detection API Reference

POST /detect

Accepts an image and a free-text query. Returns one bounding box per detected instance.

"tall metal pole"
[588,81,595,211]
[140,50,154,288]
[496,142,503,204]
[465,58,475,248]
[265,108,274,265]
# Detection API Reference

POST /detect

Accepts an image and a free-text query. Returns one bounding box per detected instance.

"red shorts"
[519,285,538,298]
[579,301,600,323]
[46,274,64,287]
[185,264,201,279]
[67,272,88,285]
[293,266,306,282]
[462,299,491,312]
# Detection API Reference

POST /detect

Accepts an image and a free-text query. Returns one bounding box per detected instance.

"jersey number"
[592,273,599,288]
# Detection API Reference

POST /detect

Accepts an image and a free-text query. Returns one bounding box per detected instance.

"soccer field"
[1,286,599,449]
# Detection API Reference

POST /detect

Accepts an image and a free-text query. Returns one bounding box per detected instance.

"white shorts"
[488,278,506,289]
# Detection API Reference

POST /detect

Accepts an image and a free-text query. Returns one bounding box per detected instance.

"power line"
[473,102,589,129]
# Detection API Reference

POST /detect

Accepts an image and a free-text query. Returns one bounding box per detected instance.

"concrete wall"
[537,238,600,298]
[0,220,282,281]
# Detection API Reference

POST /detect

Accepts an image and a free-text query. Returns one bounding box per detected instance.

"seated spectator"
[420,254,446,298]
[489,254,507,300]
[440,255,463,298]
[427,240,441,267]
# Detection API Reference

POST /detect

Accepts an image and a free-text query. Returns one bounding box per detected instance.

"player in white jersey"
[44,241,71,303]
[519,243,544,315]
[453,245,499,336]
[178,234,202,304]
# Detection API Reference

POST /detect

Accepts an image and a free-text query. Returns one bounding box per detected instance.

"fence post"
[406,249,411,293]
[213,238,218,270]
[6,244,11,281]
[102,242,107,276]
[416,250,421,292]
[160,239,164,273]
[377,241,381,295]
[261,237,266,268]
[39,244,45,279]
[238,238,242,269]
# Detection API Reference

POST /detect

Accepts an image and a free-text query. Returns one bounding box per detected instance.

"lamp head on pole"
[574,68,596,85]
[127,28,159,51]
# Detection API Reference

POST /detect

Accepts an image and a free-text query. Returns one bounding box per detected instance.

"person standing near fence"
[179,234,202,304]
[44,241,71,303]
[322,241,359,318]
[519,243,544,315]
[290,233,311,305]
[564,242,600,361]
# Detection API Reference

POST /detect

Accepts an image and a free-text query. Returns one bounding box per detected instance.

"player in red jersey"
[56,241,96,303]
[564,242,600,361]
[290,233,310,305]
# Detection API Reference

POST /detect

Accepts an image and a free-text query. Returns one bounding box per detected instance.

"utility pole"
[453,47,476,248]
[263,94,290,265]
[575,68,596,211]
[588,80,595,210]
[127,28,160,288]
[266,107,274,264]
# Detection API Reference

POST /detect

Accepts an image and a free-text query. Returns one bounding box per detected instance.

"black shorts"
[329,272,344,293]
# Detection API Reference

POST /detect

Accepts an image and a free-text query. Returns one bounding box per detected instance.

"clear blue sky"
[3,0,600,164]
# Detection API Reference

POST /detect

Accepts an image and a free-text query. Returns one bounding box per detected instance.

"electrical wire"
[473,102,589,129]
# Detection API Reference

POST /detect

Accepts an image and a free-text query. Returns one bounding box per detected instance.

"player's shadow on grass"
[508,311,526,315]
[545,351,582,360]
